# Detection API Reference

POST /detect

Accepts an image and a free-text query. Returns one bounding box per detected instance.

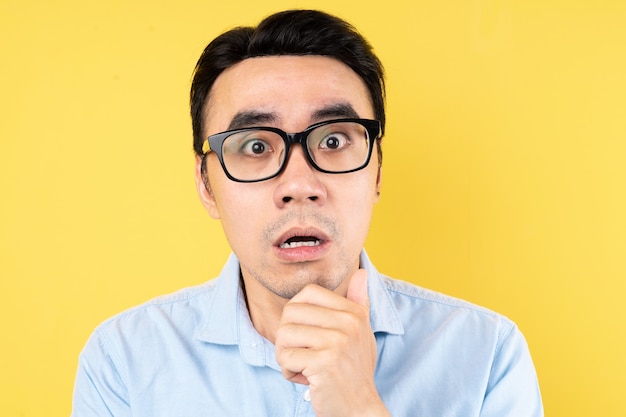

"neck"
[238,264,357,343]
[240,273,288,344]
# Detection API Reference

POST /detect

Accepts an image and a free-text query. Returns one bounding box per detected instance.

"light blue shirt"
[72,252,543,416]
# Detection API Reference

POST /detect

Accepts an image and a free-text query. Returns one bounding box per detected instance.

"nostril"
[281,195,318,203]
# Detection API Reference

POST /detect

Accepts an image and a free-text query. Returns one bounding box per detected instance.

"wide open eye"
[224,130,280,158]
[307,122,370,172]
[318,132,350,150]
[311,122,367,153]
[241,138,271,156]
[218,128,286,181]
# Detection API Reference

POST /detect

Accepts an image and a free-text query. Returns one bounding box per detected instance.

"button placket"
[293,384,315,417]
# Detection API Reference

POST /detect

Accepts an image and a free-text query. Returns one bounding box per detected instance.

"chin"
[273,271,346,299]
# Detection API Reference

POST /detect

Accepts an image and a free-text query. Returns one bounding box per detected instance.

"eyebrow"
[226,102,361,131]
[311,102,360,121]
[227,111,278,130]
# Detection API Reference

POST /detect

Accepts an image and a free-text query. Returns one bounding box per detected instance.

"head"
[191,9,386,165]
[191,9,386,301]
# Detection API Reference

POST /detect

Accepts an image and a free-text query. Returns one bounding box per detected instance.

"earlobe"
[194,155,221,219]
[375,167,382,201]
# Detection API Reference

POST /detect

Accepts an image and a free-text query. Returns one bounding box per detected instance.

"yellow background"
[1,0,624,415]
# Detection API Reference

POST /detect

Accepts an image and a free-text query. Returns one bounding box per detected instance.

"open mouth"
[273,227,330,261]
[279,236,322,249]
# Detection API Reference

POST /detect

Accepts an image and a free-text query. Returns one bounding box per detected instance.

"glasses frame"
[203,118,381,183]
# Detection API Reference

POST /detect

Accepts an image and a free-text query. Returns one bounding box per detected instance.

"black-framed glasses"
[202,118,381,183]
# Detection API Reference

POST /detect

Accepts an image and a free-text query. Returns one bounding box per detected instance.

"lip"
[272,227,332,262]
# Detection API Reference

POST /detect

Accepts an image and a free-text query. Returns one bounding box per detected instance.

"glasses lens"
[221,130,285,181]
[307,121,371,172]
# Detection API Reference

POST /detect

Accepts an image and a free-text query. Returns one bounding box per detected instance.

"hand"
[275,269,391,417]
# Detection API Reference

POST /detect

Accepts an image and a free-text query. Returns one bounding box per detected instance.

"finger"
[276,345,319,385]
[280,301,360,329]
[346,268,369,308]
[276,322,345,349]
[288,283,348,309]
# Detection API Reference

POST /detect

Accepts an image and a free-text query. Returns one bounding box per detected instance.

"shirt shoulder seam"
[97,280,218,327]
[380,274,514,323]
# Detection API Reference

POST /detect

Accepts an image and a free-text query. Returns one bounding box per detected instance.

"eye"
[241,139,271,156]
[228,130,280,157]
[318,132,350,150]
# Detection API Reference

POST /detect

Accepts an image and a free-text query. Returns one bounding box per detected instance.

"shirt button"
[303,389,311,402]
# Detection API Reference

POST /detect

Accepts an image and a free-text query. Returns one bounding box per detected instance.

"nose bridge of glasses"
[282,130,313,159]
[282,130,313,165]
[284,131,309,146]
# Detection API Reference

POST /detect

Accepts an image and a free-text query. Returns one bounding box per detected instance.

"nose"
[273,144,327,208]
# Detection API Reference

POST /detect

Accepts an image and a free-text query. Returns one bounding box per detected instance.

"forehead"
[204,55,374,135]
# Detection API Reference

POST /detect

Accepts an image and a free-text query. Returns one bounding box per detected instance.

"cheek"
[215,190,251,225]
[332,172,379,224]
[214,196,257,253]
[212,183,269,244]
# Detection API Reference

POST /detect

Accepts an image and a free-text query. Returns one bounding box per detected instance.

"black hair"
[190,9,386,159]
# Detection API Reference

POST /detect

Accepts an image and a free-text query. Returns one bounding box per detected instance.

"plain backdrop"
[1,0,625,415]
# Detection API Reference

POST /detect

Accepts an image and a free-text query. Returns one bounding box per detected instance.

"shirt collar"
[195,253,251,345]
[360,250,405,335]
[195,250,404,350]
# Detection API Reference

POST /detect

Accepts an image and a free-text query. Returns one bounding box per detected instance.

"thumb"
[346,268,369,308]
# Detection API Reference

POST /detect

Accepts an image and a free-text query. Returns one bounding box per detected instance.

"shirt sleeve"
[480,324,544,417]
[71,329,131,417]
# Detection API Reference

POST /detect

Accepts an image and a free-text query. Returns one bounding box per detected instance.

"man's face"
[196,55,381,300]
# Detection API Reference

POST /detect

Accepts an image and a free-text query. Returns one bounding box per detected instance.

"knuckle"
[343,311,363,334]
[327,327,350,350]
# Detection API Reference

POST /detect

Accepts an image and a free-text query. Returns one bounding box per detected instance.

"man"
[72,9,543,417]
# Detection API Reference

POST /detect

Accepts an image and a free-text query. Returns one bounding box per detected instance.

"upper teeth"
[280,240,321,249]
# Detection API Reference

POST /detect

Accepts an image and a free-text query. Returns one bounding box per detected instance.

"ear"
[375,166,382,201]
[195,155,221,219]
